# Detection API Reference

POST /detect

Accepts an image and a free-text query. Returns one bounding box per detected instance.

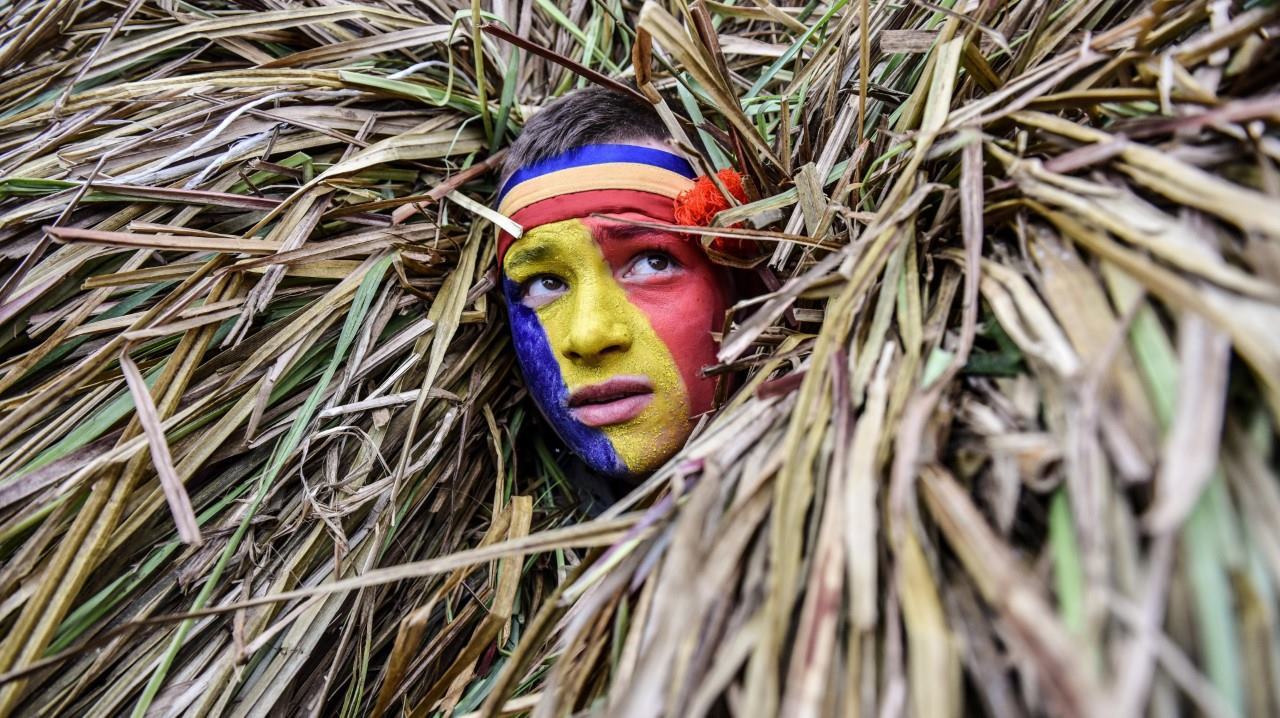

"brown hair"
[500,87,671,184]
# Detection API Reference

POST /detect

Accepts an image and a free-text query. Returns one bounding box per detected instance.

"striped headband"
[497,143,696,221]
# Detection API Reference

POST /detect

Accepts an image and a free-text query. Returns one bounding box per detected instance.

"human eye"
[622,251,681,280]
[520,274,567,308]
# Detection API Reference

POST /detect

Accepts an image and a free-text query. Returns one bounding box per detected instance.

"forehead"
[504,217,716,286]
[505,215,689,267]
[503,219,595,268]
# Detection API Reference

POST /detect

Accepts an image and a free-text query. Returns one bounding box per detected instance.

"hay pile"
[0,0,1277,715]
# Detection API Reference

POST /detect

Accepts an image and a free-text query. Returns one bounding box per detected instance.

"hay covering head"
[497,88,731,478]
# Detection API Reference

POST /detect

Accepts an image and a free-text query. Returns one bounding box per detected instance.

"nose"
[562,288,632,364]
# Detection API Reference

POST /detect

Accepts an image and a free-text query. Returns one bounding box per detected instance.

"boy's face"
[498,144,729,477]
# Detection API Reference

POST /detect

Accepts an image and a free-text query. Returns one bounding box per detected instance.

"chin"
[553,398,692,479]
[579,440,682,478]
[597,409,691,477]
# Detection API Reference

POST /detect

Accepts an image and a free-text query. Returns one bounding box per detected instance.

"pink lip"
[568,376,654,427]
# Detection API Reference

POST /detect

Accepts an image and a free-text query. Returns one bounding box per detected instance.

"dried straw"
[0,1,1277,716]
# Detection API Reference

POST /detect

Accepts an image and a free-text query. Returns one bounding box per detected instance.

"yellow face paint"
[503,219,690,474]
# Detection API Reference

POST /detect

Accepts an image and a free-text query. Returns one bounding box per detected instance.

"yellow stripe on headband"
[497,163,695,217]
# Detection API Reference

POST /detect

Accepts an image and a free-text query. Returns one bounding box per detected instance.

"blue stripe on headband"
[497,143,696,204]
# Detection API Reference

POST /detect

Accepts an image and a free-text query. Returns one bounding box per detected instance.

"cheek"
[624,265,727,416]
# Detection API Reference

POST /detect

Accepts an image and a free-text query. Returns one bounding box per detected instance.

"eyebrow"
[592,222,670,243]
[505,244,550,268]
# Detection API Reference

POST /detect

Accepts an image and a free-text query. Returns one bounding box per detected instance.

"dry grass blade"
[0,0,1276,715]
[118,352,201,546]
[46,227,283,255]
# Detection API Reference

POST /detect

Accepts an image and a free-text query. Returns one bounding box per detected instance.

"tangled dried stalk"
[0,0,1277,716]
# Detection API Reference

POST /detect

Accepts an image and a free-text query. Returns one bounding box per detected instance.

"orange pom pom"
[673,168,748,227]
[674,169,755,256]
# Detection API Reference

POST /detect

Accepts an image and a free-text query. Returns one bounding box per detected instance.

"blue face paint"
[502,277,626,476]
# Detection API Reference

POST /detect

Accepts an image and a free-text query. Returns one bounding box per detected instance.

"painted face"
[502,213,728,477]
[496,144,729,477]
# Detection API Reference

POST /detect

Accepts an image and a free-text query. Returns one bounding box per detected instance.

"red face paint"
[582,212,729,420]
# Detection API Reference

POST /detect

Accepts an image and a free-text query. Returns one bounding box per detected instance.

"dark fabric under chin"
[565,455,632,518]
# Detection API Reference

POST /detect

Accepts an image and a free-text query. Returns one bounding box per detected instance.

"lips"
[568,376,654,427]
